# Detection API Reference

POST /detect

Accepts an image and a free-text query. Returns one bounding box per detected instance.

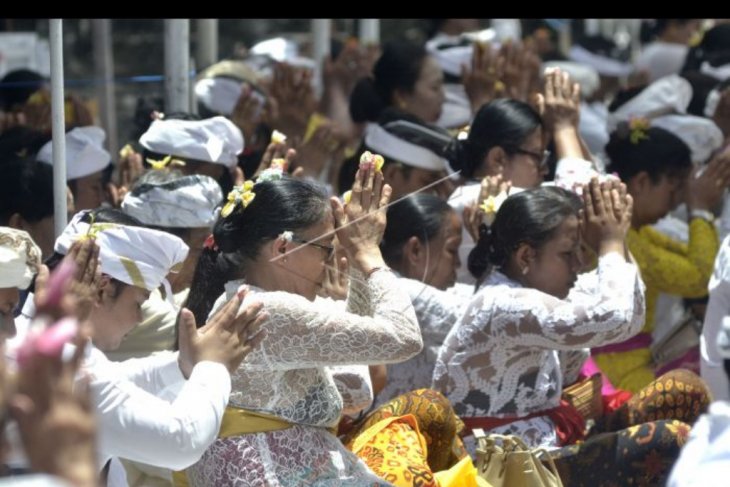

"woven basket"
[561,373,603,422]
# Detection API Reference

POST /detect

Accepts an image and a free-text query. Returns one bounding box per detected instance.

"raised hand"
[687,146,730,212]
[462,42,505,112]
[330,164,391,275]
[177,286,267,377]
[11,336,99,487]
[581,178,632,258]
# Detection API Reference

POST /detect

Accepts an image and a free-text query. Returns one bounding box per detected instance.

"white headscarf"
[139,116,244,170]
[0,227,42,289]
[651,114,724,164]
[607,74,693,132]
[54,211,188,292]
[121,174,223,228]
[37,126,111,180]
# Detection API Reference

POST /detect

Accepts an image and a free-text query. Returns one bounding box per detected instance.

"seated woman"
[374,193,469,406]
[593,123,727,392]
[182,164,470,485]
[433,181,710,486]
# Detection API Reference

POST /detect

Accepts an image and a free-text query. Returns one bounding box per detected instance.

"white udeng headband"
[364,123,448,172]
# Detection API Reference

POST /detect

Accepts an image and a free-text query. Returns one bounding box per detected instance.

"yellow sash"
[172,406,294,487]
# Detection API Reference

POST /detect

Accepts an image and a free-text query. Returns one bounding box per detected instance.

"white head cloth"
[54,211,189,292]
[122,174,223,228]
[651,114,724,164]
[37,126,111,180]
[0,227,42,289]
[195,78,243,116]
[139,116,244,170]
[364,120,451,172]
[607,74,693,132]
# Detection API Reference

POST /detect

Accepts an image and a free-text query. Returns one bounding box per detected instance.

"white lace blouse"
[374,277,472,407]
[187,268,422,486]
[432,252,645,449]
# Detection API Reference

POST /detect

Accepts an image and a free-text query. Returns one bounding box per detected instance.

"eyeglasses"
[291,235,335,261]
[512,148,551,170]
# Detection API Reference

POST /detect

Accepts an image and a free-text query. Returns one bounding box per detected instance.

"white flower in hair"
[258,167,285,183]
[280,231,293,242]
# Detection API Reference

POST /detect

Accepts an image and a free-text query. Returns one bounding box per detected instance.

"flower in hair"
[628,117,650,145]
[146,154,186,171]
[280,231,294,242]
[221,180,256,218]
[478,191,508,225]
[203,234,219,251]
[359,151,385,172]
[258,166,285,183]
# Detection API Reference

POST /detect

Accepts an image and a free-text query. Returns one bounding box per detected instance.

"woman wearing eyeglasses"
[181,169,432,485]
[446,70,589,286]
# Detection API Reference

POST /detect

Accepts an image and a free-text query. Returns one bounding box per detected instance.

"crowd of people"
[1,17,730,487]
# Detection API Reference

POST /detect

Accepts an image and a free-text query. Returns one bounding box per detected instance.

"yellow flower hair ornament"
[628,117,650,145]
[478,191,508,225]
[221,180,256,218]
[146,155,187,171]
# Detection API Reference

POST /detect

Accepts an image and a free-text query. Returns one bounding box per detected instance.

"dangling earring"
[522,266,529,275]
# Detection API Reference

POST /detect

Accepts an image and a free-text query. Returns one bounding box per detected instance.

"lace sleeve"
[329,365,373,415]
[235,269,422,370]
[400,277,465,343]
[475,252,645,351]
[630,219,719,298]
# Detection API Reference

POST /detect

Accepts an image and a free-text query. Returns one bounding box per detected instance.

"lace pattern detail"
[433,253,645,448]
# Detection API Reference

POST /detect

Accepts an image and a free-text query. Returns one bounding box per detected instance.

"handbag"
[473,430,563,487]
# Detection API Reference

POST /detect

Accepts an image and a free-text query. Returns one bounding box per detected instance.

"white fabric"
[365,122,449,171]
[579,101,610,159]
[375,277,472,406]
[635,41,689,83]
[194,77,242,116]
[668,401,730,487]
[81,344,231,472]
[553,156,619,194]
[433,252,645,450]
[0,227,41,289]
[652,114,724,164]
[705,87,722,118]
[702,234,730,401]
[0,475,71,487]
[54,211,189,292]
[607,74,693,131]
[568,45,634,77]
[121,174,222,229]
[437,84,473,129]
[37,126,111,180]
[543,61,600,99]
[139,116,243,169]
[427,30,499,77]
[701,61,730,81]
[187,269,422,486]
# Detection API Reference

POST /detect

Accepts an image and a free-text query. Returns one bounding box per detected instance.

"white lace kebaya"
[374,276,472,407]
[187,268,422,486]
[432,252,645,450]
